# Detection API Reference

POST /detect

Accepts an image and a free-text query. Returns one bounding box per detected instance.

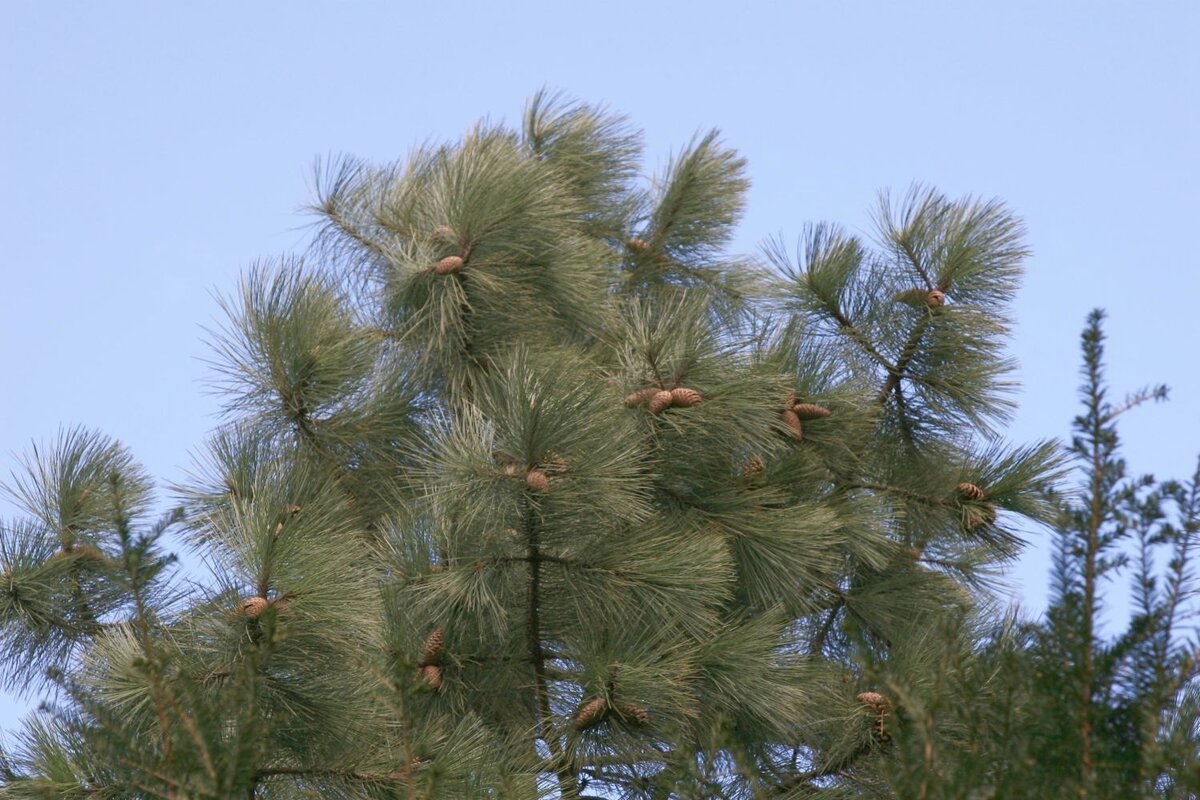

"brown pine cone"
[616,702,649,726]
[574,697,609,730]
[744,455,765,477]
[626,237,650,252]
[526,469,551,493]
[239,596,270,619]
[624,388,657,407]
[670,387,703,407]
[926,289,946,307]
[422,628,445,665]
[792,403,831,420]
[420,664,444,691]
[956,482,986,501]
[648,390,674,415]
[434,255,464,275]
[781,409,803,440]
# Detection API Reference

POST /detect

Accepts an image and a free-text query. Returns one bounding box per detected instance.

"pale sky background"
[2,1,1197,731]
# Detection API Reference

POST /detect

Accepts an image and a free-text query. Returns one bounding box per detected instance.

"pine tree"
[0,92,1059,799]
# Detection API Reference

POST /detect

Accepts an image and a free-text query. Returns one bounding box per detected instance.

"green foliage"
[0,94,1081,799]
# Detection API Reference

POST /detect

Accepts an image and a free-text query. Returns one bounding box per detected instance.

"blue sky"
[2,1,1197,729]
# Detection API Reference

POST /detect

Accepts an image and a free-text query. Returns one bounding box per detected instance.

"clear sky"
[2,0,1197,729]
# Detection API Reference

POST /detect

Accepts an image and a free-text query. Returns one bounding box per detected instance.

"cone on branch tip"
[574,697,609,731]
[526,469,550,493]
[956,482,986,501]
[626,238,650,253]
[926,289,946,307]
[792,402,830,420]
[434,256,464,275]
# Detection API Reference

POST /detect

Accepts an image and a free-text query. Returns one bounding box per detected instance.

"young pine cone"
[525,469,551,493]
[422,628,445,665]
[956,482,986,501]
[780,409,804,440]
[925,289,946,307]
[434,255,464,275]
[574,697,609,731]
[626,237,650,253]
[856,691,890,715]
[743,455,765,477]
[647,390,674,415]
[670,387,703,407]
[792,402,830,420]
[420,664,444,691]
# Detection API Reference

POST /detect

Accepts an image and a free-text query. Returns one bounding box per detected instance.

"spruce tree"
[0,92,1059,799]
[1012,312,1198,799]
[867,311,1200,800]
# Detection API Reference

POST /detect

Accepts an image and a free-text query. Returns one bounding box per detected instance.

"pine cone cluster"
[625,386,704,414]
[779,396,830,440]
[419,628,446,692]
[573,697,649,730]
